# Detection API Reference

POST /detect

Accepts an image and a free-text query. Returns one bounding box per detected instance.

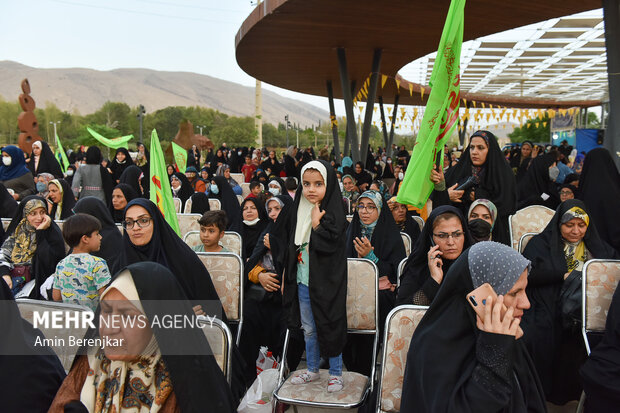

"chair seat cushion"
[275,369,369,406]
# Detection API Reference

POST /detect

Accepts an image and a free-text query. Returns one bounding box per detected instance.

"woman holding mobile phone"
[397,206,472,306]
[400,241,546,413]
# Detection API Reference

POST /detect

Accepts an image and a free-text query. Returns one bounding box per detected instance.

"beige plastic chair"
[412,216,424,232]
[172,197,182,213]
[273,258,378,409]
[183,231,242,257]
[195,252,244,345]
[582,259,620,354]
[240,182,251,198]
[199,316,233,384]
[209,198,221,211]
[397,257,408,288]
[400,232,412,256]
[1,218,10,231]
[116,223,124,234]
[183,197,193,213]
[230,173,244,184]
[236,194,244,205]
[346,215,354,223]
[518,232,538,254]
[508,205,554,250]
[377,305,428,412]
[16,299,93,371]
[176,213,201,238]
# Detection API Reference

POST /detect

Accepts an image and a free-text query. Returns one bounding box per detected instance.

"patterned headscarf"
[561,206,589,227]
[4,198,47,264]
[468,241,531,295]
[560,206,590,271]
[358,190,383,239]
[468,199,498,229]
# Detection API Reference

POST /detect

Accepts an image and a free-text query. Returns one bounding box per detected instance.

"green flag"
[149,129,181,236]
[54,132,70,173]
[171,142,187,173]
[87,126,133,149]
[396,0,465,208]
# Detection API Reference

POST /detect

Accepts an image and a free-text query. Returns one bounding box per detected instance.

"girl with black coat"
[271,160,348,392]
[521,199,619,404]
[400,241,547,413]
[27,140,63,178]
[397,206,472,306]
[109,147,134,183]
[431,130,516,245]
[170,172,193,212]
[343,190,406,375]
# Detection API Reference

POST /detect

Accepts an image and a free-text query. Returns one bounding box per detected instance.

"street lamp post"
[49,121,61,143]
[197,125,206,136]
[137,105,146,144]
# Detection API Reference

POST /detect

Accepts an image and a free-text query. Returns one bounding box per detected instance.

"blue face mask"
[210,184,219,195]
[268,187,280,196]
[36,182,47,193]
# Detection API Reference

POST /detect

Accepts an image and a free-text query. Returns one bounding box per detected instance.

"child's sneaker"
[290,371,319,385]
[327,376,343,392]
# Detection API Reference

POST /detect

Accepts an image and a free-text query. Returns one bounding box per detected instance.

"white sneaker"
[290,371,319,385]
[327,376,343,392]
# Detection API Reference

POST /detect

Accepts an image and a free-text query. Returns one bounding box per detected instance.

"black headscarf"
[439,130,517,245]
[210,176,242,233]
[49,179,76,220]
[521,199,619,403]
[6,195,66,299]
[170,172,194,212]
[117,198,223,312]
[84,146,114,205]
[517,153,560,210]
[0,279,66,413]
[353,161,372,189]
[189,192,211,215]
[118,164,144,197]
[73,196,124,275]
[511,141,534,182]
[400,242,547,413]
[578,147,620,254]
[110,183,139,223]
[188,146,201,169]
[0,182,18,218]
[272,160,348,357]
[69,262,234,413]
[240,197,268,261]
[109,147,134,182]
[397,205,472,306]
[28,141,63,178]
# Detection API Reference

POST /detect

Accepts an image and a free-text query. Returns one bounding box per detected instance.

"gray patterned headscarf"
[467,241,531,295]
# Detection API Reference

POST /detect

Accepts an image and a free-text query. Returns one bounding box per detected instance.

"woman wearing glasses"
[343,190,406,375]
[397,206,472,306]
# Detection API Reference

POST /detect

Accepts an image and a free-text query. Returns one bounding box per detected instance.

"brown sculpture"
[17,79,43,154]
[165,120,214,160]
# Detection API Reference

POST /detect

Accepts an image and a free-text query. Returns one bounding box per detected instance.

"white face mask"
[2,156,11,166]
[66,169,74,176]
[268,187,280,196]
[398,172,404,180]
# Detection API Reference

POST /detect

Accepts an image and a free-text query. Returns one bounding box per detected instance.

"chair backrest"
[346,215,353,223]
[400,232,412,256]
[346,258,378,332]
[183,197,193,213]
[172,197,182,213]
[397,257,408,288]
[196,252,243,322]
[176,213,201,238]
[183,231,242,257]
[377,305,427,413]
[236,195,244,205]
[412,216,424,232]
[518,232,538,254]
[230,173,244,184]
[509,205,554,250]
[16,299,93,371]
[582,259,620,354]
[209,198,221,211]
[199,316,232,383]
[1,218,10,231]
[116,223,124,234]
[240,183,251,198]
[183,230,201,248]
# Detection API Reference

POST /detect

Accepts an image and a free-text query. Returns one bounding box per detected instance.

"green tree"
[508,116,551,143]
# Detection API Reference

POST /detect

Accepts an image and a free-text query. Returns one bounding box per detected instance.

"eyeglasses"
[433,231,464,240]
[123,217,152,230]
[357,204,377,212]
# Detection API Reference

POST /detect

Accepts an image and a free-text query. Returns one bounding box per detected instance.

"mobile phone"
[429,236,436,247]
[466,283,506,319]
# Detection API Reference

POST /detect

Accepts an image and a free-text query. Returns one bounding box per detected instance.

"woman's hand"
[311,203,325,229]
[447,183,464,203]
[476,295,521,338]
[430,168,444,185]
[2,275,12,289]
[36,215,51,230]
[427,245,444,284]
[258,272,280,292]
[263,233,271,249]
[354,236,373,258]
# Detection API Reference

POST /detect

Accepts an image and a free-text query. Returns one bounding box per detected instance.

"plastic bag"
[256,346,279,375]
[238,369,279,413]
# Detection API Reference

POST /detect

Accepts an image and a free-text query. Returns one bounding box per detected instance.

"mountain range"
[0,60,329,128]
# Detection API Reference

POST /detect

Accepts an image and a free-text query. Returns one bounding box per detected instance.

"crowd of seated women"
[0,134,619,412]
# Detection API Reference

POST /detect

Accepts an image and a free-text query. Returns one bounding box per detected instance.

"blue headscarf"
[0,146,31,181]
[358,190,383,239]
[338,156,353,173]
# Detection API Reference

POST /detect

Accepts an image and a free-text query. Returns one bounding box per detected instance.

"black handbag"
[559,270,582,332]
